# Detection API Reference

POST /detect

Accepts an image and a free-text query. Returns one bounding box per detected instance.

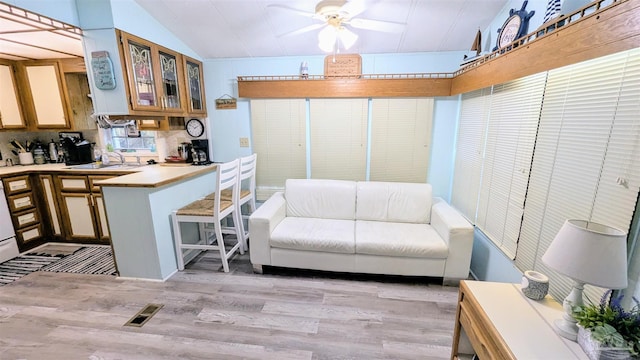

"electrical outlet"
[239,137,250,147]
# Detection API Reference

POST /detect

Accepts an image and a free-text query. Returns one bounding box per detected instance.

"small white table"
[451,280,589,359]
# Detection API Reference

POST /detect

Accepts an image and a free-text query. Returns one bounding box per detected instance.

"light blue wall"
[109,0,200,59]
[203,51,466,199]
[4,0,79,26]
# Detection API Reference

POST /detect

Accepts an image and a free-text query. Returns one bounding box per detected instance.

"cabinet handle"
[14,197,31,208]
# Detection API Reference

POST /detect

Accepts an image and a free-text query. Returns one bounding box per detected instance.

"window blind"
[250,99,307,199]
[369,98,434,182]
[309,98,368,180]
[475,73,547,259]
[515,49,640,302]
[451,88,491,222]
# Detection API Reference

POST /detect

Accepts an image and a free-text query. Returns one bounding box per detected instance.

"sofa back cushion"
[285,179,357,220]
[356,181,432,223]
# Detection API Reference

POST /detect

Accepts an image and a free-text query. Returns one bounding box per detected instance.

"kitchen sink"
[64,163,144,170]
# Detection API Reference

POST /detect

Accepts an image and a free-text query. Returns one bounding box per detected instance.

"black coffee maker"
[191,139,210,165]
[59,132,93,165]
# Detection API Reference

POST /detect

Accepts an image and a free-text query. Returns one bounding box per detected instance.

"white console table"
[451,280,589,359]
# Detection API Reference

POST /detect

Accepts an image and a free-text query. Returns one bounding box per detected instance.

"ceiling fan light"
[318,26,337,52]
[339,27,358,49]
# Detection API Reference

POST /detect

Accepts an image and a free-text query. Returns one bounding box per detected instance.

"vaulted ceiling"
[0,0,509,61]
[133,0,509,58]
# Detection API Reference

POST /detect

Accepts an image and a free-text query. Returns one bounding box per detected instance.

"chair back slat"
[217,159,240,195]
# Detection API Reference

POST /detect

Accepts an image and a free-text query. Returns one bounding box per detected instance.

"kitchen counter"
[100,163,218,280]
[0,163,217,189]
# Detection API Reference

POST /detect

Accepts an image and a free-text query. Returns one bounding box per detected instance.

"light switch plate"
[239,137,249,147]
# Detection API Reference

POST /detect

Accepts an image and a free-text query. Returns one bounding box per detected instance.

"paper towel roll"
[156,137,167,162]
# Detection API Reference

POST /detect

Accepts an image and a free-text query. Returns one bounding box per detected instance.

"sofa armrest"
[249,191,286,266]
[430,198,474,281]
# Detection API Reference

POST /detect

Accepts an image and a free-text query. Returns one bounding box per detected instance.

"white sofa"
[249,179,474,284]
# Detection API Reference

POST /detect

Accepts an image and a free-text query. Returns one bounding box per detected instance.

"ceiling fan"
[268,0,406,52]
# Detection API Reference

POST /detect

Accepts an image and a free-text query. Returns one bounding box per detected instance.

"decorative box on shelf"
[324,54,361,78]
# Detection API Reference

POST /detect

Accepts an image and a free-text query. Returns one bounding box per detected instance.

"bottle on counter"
[48,139,58,163]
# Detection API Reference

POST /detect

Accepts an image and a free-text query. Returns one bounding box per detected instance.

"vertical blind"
[475,73,547,259]
[309,99,368,180]
[250,99,307,199]
[370,98,434,182]
[451,88,491,222]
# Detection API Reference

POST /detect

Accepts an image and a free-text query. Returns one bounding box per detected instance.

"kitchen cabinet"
[22,60,71,129]
[39,174,63,239]
[119,30,186,115]
[1,174,45,251]
[56,174,115,243]
[183,56,207,116]
[0,61,26,129]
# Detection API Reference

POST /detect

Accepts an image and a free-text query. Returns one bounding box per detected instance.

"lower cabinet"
[55,174,116,244]
[39,174,63,238]
[2,174,46,251]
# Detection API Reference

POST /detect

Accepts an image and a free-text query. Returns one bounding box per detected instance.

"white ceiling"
[0,0,509,61]
[133,0,509,58]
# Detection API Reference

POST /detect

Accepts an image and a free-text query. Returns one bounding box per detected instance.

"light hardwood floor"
[0,249,460,359]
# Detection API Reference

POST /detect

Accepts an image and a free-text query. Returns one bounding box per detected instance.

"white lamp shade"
[542,219,628,289]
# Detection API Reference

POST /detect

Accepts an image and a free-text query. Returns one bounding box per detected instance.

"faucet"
[104,152,125,164]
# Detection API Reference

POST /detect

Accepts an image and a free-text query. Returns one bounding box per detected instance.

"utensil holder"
[18,152,34,165]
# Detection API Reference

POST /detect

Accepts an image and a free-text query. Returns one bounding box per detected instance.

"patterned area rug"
[40,246,116,275]
[0,254,63,286]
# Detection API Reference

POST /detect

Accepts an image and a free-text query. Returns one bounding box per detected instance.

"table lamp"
[541,219,628,341]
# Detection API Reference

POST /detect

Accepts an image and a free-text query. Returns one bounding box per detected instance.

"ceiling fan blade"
[266,4,318,19]
[277,23,326,38]
[347,17,405,33]
[341,0,367,18]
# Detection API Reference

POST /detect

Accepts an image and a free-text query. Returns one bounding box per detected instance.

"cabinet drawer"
[459,297,505,360]
[16,223,42,244]
[3,175,31,195]
[14,208,40,229]
[58,175,89,192]
[7,193,34,212]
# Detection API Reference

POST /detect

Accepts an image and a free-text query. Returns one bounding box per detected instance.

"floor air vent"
[124,303,164,327]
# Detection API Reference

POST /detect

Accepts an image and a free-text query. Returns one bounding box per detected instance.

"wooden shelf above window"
[237,0,638,99]
[237,74,453,98]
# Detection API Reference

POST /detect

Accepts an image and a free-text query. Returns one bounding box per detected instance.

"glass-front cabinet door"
[158,48,184,112]
[122,33,161,111]
[184,56,207,116]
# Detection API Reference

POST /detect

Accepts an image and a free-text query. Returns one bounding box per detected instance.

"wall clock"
[185,118,205,137]
[493,0,535,51]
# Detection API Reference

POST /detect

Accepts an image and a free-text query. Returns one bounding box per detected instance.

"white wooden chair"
[205,153,257,251]
[171,159,243,272]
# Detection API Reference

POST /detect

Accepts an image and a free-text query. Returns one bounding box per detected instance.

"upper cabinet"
[22,60,71,129]
[117,30,206,118]
[0,59,95,132]
[184,56,207,116]
[0,61,26,129]
[120,31,185,114]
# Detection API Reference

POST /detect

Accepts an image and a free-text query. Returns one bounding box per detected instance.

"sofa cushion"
[271,217,355,254]
[285,179,357,220]
[356,182,432,224]
[355,220,448,259]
